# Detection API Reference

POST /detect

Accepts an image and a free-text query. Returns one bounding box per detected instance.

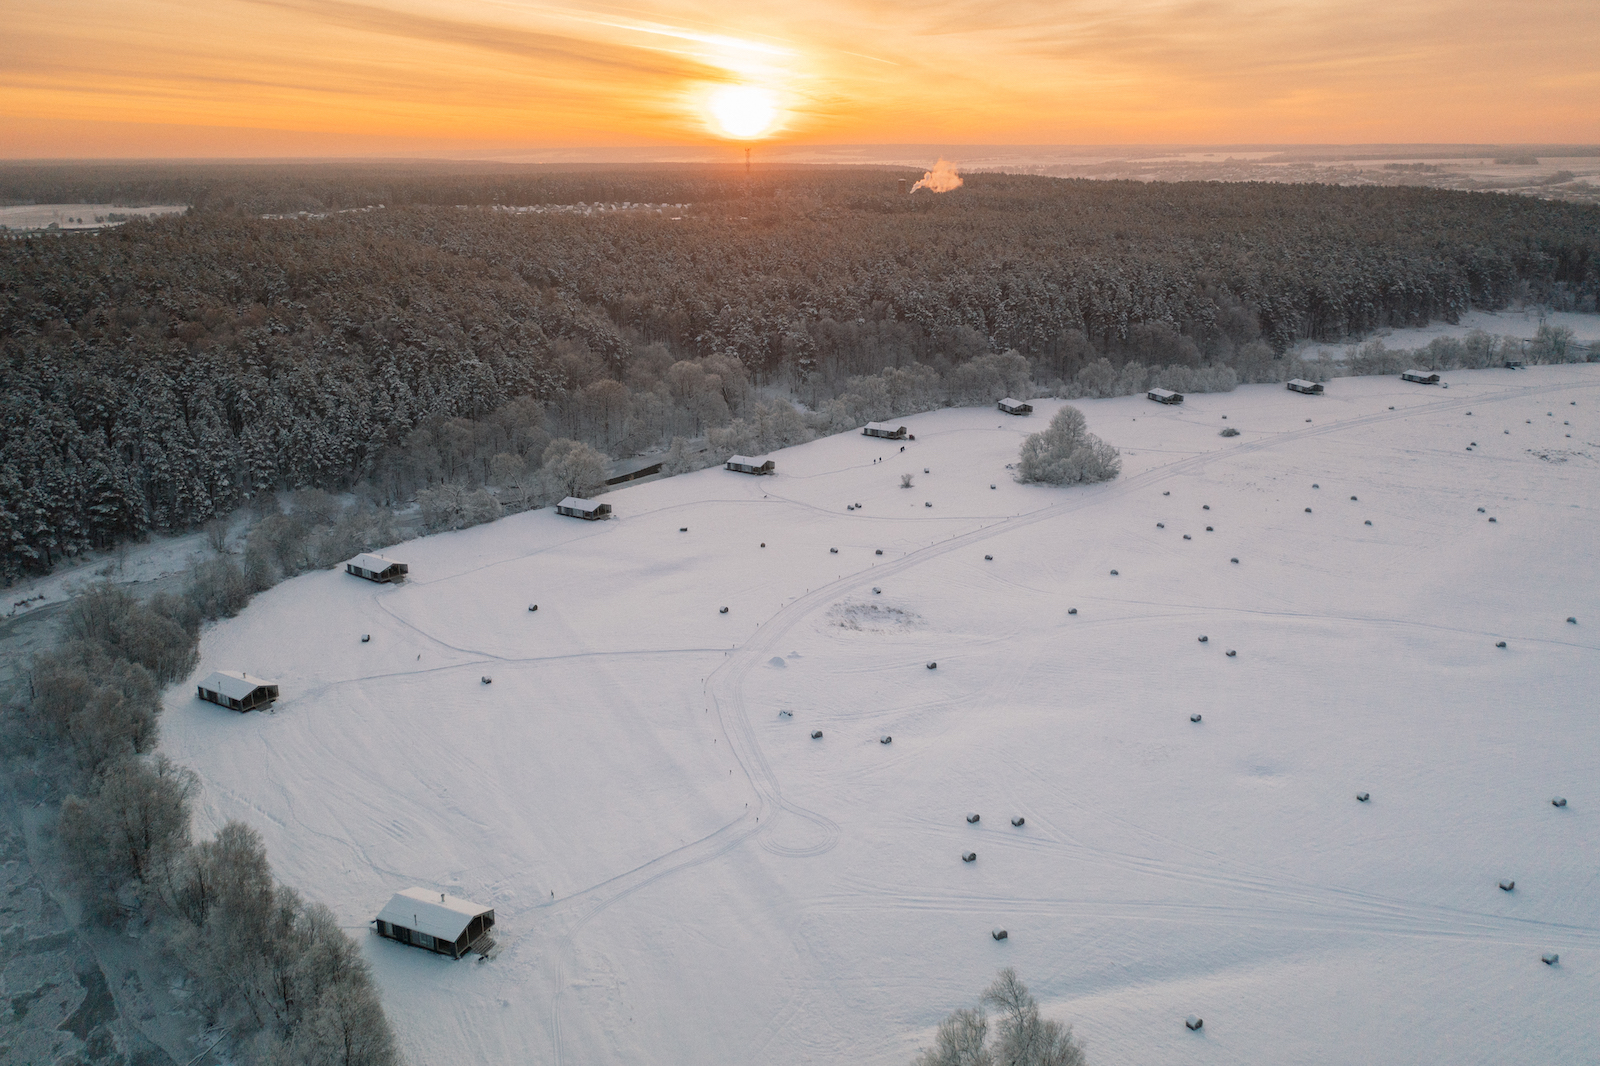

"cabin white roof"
[998,397,1027,407]
[863,421,904,432]
[349,552,404,572]
[376,887,492,941]
[1148,387,1179,397]
[726,455,769,466]
[558,496,601,510]
[199,670,275,701]
[1287,378,1320,389]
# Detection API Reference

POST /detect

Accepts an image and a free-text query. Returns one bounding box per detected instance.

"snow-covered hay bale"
[1186,1016,1204,1031]
[481,676,492,685]
[679,527,688,532]
[1552,796,1567,807]
[927,661,938,669]
[1499,879,1515,891]
[1568,617,1578,624]
[1191,714,1202,722]
[880,735,892,744]
[1110,569,1119,576]
[991,929,1008,941]
[1184,534,1192,540]
[875,549,883,555]
[962,852,976,862]
[528,604,538,612]
[1496,641,1507,648]
[1198,635,1208,643]
[1231,557,1240,563]
[967,813,980,823]
[1011,816,1025,826]
[830,547,839,553]
[1543,954,1560,965]
[361,634,370,642]
[811,730,823,739]
[984,555,993,561]
[1226,649,1237,657]
[1357,792,1370,802]
[1068,607,1077,615]
[720,606,729,614]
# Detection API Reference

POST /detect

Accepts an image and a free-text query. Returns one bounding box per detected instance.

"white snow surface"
[164,366,1600,1066]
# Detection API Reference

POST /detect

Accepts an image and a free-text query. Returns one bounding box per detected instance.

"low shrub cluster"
[913,968,1087,1066]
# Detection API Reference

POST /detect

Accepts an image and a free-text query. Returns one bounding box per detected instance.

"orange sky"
[4,0,1597,157]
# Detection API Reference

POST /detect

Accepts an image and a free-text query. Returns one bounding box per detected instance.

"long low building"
[1401,369,1441,384]
[862,421,907,439]
[725,455,775,474]
[374,888,495,959]
[556,496,612,520]
[196,671,279,712]
[997,398,1033,415]
[1147,388,1184,404]
[345,552,409,583]
[1286,379,1325,395]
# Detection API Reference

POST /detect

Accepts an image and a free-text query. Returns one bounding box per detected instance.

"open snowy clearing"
[164,366,1600,1065]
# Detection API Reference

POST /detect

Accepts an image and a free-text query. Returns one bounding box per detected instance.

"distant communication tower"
[898,178,908,195]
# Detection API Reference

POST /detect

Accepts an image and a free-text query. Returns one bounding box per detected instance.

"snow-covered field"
[164,366,1600,1065]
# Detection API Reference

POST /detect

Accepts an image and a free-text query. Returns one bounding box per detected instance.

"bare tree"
[538,438,609,500]
[914,1007,992,1066]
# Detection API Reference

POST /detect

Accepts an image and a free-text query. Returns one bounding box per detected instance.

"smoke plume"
[910,158,963,194]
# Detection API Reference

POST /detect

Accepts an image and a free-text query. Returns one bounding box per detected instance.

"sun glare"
[707,84,778,139]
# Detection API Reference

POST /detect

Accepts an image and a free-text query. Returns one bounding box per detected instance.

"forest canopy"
[3,163,1598,578]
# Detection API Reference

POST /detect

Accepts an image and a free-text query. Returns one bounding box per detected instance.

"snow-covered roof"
[199,670,275,701]
[558,496,600,510]
[863,421,904,432]
[349,552,404,572]
[1148,388,1179,397]
[1287,379,1319,389]
[376,887,492,941]
[998,397,1027,407]
[726,455,769,466]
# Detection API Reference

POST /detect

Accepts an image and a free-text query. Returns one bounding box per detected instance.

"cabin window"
[416,932,435,950]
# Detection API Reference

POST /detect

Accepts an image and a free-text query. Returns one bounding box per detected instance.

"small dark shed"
[1401,369,1441,384]
[1286,379,1324,395]
[197,670,279,712]
[1147,388,1184,405]
[556,496,612,520]
[863,421,908,439]
[374,888,495,959]
[725,455,776,474]
[997,398,1033,415]
[346,552,409,583]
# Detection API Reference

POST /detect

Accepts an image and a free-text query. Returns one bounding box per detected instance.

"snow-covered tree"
[1015,405,1120,486]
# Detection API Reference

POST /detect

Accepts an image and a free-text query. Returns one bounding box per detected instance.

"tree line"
[3,164,1598,578]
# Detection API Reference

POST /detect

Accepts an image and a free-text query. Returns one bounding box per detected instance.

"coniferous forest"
[3,163,1599,579]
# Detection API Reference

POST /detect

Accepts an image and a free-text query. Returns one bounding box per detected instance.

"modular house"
[725,455,776,474]
[1401,370,1441,384]
[374,888,495,959]
[555,496,611,520]
[1504,359,1526,370]
[196,671,279,712]
[1147,388,1184,405]
[997,398,1033,415]
[345,552,409,583]
[1286,379,1324,395]
[862,422,908,439]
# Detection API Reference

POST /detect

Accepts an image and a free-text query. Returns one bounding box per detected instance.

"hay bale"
[991,484,997,489]
[876,549,884,555]
[985,555,993,561]
[1305,507,1313,513]
[1203,505,1210,510]
[967,813,980,823]
[925,502,933,508]
[1226,649,1237,657]
[1568,617,1578,624]
[1157,522,1165,528]
[1365,520,1373,525]
[811,730,823,739]
[778,710,792,718]
[830,547,839,553]
[720,606,730,614]
[1351,495,1358,500]
[1231,557,1240,563]
[1068,607,1077,614]
[761,542,765,547]
[927,661,938,670]
[1478,507,1486,512]
[1110,569,1119,575]
[1313,484,1320,489]
[1163,491,1170,495]
[873,587,882,594]
[963,852,976,862]
[1499,879,1515,891]
[1496,641,1507,648]
[1198,635,1208,642]
[1543,953,1560,965]
[361,634,370,642]
[881,735,892,744]
[924,468,930,474]
[1356,792,1370,802]
[1552,796,1567,807]
[992,929,1008,940]
[1183,534,1192,540]
[1186,1016,1204,1031]
[1206,526,1214,531]
[481,676,492,685]
[680,527,688,532]
[528,604,538,612]
[1011,816,1025,826]
[1489,517,1497,522]
[1191,713,1202,722]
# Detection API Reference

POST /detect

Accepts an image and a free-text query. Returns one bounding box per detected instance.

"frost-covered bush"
[1016,406,1120,486]
[536,438,609,501]
[912,968,1086,1066]
[416,482,503,532]
[1220,426,1241,437]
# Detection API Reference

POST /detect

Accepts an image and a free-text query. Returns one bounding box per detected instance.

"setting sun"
[707,84,779,140]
